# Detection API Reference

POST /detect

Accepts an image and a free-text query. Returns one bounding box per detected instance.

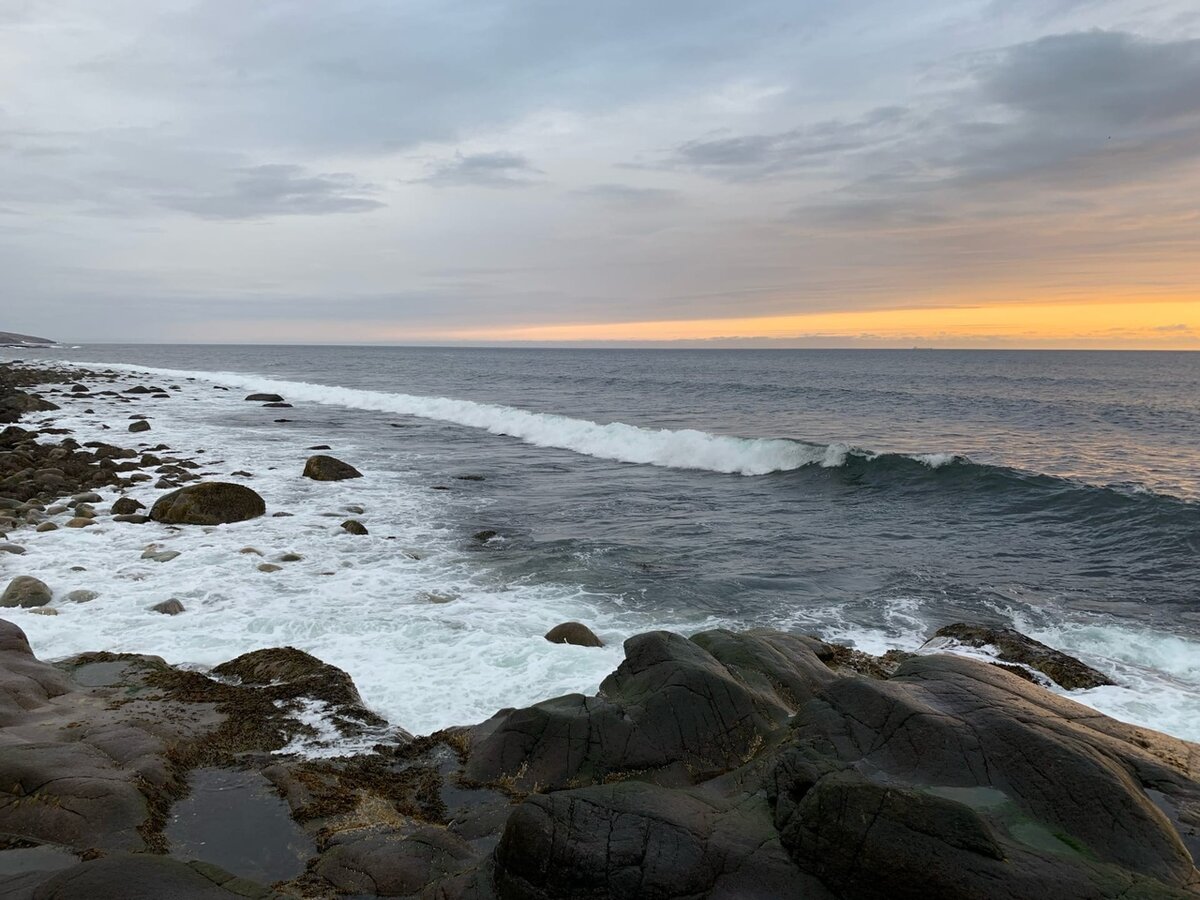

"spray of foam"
[94,363,849,476]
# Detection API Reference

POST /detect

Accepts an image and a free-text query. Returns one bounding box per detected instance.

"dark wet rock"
[465,630,834,791]
[544,621,603,648]
[262,402,292,408]
[142,548,181,562]
[64,516,96,527]
[307,444,331,450]
[244,393,284,403]
[314,825,475,896]
[230,470,253,477]
[455,474,486,481]
[150,599,186,616]
[257,563,282,572]
[302,454,362,481]
[472,529,498,543]
[764,652,1200,898]
[27,854,276,899]
[212,647,382,727]
[66,589,99,603]
[494,780,806,900]
[114,513,151,524]
[35,521,58,532]
[341,519,368,535]
[150,482,266,525]
[111,496,145,515]
[927,622,1115,689]
[0,541,26,554]
[1,575,52,608]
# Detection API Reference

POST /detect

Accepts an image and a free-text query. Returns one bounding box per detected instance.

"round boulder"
[1,575,53,609]
[150,482,266,525]
[150,598,185,615]
[341,519,368,535]
[128,420,151,433]
[544,621,604,648]
[303,454,362,481]
[111,497,145,515]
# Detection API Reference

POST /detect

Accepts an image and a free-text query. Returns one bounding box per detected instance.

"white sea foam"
[92,363,850,476]
[8,377,660,734]
[9,361,1198,746]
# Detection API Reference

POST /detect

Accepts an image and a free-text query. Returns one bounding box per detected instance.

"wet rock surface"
[2,617,1199,899]
[302,454,362,481]
[150,482,267,525]
[926,622,1117,689]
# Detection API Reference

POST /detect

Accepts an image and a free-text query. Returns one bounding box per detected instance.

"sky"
[1,0,1198,347]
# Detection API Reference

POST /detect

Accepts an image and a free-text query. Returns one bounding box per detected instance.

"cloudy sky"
[2,0,1198,346]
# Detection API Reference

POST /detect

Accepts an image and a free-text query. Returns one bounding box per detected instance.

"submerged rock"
[544,621,604,648]
[150,482,266,525]
[302,454,362,481]
[150,599,185,615]
[926,622,1115,689]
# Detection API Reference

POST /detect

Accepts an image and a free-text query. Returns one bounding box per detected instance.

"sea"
[5,346,1199,744]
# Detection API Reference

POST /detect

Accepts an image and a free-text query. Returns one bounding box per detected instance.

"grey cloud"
[81,0,814,155]
[574,183,683,206]
[418,152,542,188]
[981,31,1200,124]
[664,107,914,180]
[669,31,1200,192]
[156,164,384,219]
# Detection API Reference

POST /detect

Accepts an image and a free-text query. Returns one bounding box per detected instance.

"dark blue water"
[21,345,1200,643]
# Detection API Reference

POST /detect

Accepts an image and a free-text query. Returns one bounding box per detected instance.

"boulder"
[212,647,375,721]
[128,419,151,433]
[150,598,185,615]
[66,589,99,603]
[341,519,368,535]
[544,621,604,648]
[244,393,284,403]
[2,576,52,608]
[926,623,1115,689]
[302,455,362,481]
[150,483,266,525]
[65,517,96,528]
[111,497,145,515]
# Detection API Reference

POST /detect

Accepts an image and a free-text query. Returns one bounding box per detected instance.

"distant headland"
[0,330,54,347]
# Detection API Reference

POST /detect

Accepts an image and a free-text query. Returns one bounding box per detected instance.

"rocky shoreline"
[1,360,1198,898]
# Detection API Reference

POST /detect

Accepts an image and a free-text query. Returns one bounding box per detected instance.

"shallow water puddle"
[165,768,314,883]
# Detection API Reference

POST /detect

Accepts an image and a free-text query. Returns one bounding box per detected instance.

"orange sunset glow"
[445,298,1200,349]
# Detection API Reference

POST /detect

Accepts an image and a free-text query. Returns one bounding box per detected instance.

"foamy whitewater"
[7,349,1200,744]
